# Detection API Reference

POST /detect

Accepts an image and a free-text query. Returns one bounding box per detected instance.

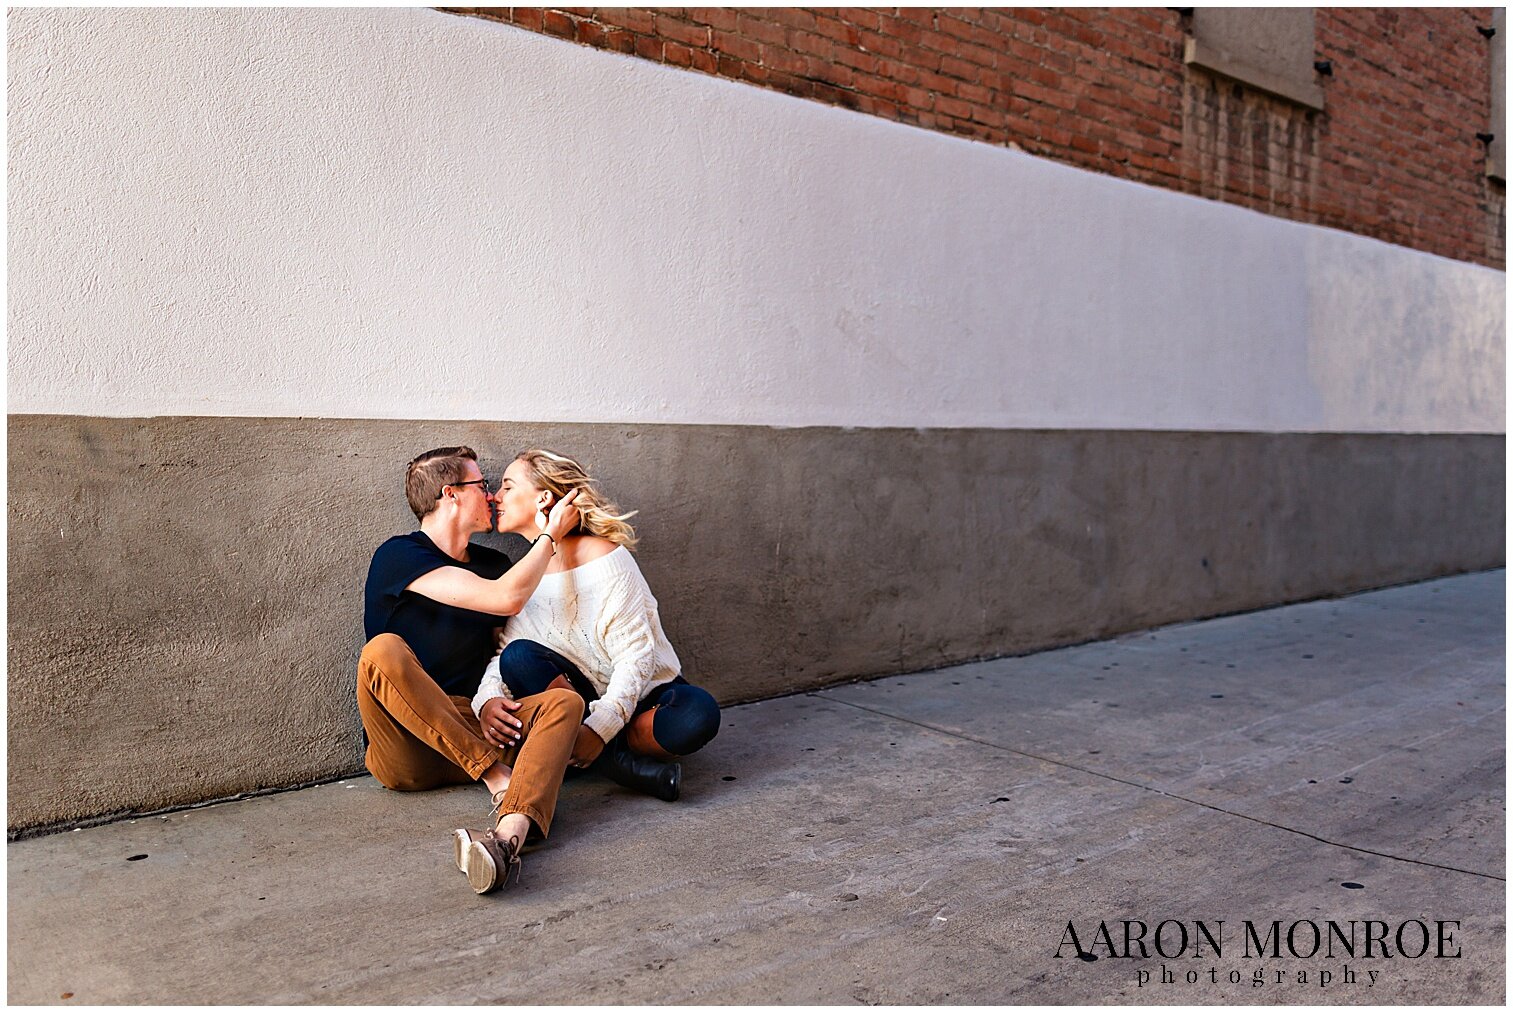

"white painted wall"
[8,8,1504,433]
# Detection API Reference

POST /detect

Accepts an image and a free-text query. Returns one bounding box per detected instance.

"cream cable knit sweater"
[471,545,681,742]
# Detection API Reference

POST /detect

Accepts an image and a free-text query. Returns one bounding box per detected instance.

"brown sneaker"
[451,828,488,873]
[453,824,543,879]
[464,830,523,895]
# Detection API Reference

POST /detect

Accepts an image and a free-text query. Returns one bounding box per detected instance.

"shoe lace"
[492,832,524,886]
[510,835,524,884]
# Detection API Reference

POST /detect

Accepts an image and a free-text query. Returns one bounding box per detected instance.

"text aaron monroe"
[1055,918,1464,991]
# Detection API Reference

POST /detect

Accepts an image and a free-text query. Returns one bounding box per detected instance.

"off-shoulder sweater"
[470,545,681,742]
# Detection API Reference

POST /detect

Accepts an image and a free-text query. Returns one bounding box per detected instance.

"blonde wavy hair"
[515,448,639,550]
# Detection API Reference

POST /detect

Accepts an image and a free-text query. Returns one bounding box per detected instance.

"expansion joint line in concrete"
[814,694,1506,883]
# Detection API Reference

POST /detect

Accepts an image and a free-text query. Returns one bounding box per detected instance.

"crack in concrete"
[1331,702,1504,780]
[814,693,1506,883]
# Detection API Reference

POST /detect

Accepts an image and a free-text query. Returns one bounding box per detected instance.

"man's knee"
[541,686,586,721]
[360,633,413,674]
[358,634,431,701]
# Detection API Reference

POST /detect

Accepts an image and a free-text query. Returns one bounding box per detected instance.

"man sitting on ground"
[358,445,582,894]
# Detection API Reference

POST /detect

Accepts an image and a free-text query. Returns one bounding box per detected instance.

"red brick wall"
[442,7,1505,269]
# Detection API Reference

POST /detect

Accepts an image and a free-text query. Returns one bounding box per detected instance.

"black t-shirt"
[363,532,512,696]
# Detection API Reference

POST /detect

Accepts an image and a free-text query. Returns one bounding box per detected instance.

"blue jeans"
[496,639,720,756]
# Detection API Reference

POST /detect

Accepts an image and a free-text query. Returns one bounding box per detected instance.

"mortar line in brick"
[814,693,1506,884]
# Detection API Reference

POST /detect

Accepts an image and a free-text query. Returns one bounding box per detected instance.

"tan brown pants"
[356,633,583,837]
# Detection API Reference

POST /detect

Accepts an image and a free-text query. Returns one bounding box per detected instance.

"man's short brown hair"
[405,446,479,521]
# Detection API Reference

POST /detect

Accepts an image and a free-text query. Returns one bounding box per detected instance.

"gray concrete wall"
[7,415,1505,833]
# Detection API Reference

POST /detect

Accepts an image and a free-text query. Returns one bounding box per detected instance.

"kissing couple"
[358,446,721,894]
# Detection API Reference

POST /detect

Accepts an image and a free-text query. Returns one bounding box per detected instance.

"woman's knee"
[498,640,564,696]
[498,639,538,664]
[653,684,721,755]
[497,639,545,676]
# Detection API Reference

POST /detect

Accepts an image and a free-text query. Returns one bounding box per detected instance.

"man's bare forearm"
[485,535,556,614]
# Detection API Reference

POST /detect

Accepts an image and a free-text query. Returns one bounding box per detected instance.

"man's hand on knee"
[480,697,524,748]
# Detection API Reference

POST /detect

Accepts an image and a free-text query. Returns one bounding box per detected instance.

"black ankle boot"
[594,739,681,802]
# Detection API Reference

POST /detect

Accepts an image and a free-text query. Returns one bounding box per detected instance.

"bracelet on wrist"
[535,532,556,553]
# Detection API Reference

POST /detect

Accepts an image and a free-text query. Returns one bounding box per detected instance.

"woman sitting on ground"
[471,448,720,800]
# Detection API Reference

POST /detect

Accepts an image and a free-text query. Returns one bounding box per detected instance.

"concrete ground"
[8,571,1504,1004]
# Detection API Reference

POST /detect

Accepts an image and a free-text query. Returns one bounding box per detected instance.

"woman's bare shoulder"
[571,534,621,563]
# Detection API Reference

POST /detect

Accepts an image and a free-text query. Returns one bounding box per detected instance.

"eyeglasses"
[439,478,492,499]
